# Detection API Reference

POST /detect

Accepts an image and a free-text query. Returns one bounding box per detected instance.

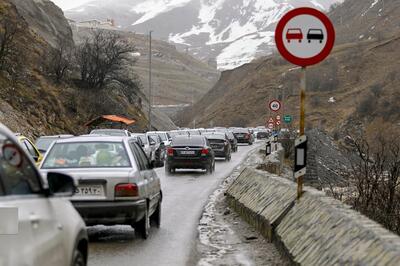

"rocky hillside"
[65,0,341,70]
[0,0,176,138]
[176,0,400,134]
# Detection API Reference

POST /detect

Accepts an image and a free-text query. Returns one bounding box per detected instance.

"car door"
[129,141,150,198]
[131,142,159,215]
[0,139,65,266]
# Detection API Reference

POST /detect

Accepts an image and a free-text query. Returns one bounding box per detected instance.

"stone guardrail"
[226,167,400,265]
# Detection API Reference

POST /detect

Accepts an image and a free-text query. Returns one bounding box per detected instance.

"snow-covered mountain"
[65,0,342,70]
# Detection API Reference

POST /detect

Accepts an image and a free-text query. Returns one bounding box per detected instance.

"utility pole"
[148,30,153,131]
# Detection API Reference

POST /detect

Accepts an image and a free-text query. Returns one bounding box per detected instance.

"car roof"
[54,135,128,143]
[37,135,74,139]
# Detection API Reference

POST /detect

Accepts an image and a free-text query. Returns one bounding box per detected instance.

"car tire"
[206,164,212,174]
[72,249,86,266]
[135,207,150,239]
[150,200,161,228]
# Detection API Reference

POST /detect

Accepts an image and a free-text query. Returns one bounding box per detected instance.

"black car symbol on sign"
[307,29,324,43]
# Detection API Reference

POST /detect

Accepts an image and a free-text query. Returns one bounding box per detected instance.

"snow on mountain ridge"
[65,0,342,70]
[132,0,192,26]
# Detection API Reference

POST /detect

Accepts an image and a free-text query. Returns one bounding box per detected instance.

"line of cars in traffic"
[0,124,269,266]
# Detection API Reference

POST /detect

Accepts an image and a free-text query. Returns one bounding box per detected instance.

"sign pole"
[297,66,306,200]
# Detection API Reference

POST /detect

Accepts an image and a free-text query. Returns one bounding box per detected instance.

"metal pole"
[297,66,306,200]
[148,30,153,131]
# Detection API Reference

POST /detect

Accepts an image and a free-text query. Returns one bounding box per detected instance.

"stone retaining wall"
[226,168,400,265]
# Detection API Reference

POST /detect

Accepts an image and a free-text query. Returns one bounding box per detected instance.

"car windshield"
[35,138,55,151]
[233,128,249,133]
[172,136,205,147]
[288,29,301,34]
[204,134,225,140]
[309,29,322,34]
[91,130,127,136]
[156,133,167,141]
[42,142,131,169]
[134,135,148,145]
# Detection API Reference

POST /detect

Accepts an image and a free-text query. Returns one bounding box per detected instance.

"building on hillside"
[74,18,117,30]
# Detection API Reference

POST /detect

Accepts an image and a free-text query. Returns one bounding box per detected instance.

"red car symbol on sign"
[286,28,303,43]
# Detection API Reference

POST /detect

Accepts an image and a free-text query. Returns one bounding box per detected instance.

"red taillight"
[115,183,138,197]
[201,148,209,155]
[167,148,174,156]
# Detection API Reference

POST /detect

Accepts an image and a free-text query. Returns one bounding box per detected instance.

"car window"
[129,142,146,170]
[36,138,55,151]
[172,136,205,146]
[42,142,131,169]
[0,134,42,196]
[130,142,149,170]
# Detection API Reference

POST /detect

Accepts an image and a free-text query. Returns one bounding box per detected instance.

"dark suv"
[203,133,232,161]
[232,128,254,145]
[166,135,215,174]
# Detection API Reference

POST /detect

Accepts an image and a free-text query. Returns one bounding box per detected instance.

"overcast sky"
[51,0,93,10]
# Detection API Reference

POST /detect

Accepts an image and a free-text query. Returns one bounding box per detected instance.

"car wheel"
[150,200,161,228]
[135,207,150,239]
[206,164,212,174]
[72,249,85,266]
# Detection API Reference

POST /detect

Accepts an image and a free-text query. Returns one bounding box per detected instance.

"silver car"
[131,133,154,162]
[39,135,162,239]
[0,124,88,266]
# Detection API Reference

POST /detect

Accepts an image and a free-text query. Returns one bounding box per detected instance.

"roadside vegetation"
[327,120,400,234]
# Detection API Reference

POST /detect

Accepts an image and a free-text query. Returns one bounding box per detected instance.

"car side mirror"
[47,172,76,197]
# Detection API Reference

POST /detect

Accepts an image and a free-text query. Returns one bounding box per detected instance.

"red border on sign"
[269,99,281,112]
[275,7,335,67]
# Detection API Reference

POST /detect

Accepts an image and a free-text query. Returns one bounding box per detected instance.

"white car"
[0,124,88,266]
[147,131,172,147]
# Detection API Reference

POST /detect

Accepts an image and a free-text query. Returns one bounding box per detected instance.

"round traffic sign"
[269,100,281,112]
[267,123,274,129]
[276,120,282,126]
[276,115,281,120]
[275,7,335,67]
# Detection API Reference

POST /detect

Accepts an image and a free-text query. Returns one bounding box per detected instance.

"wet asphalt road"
[87,143,261,266]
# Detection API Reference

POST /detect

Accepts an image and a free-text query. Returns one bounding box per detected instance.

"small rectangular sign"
[0,207,18,235]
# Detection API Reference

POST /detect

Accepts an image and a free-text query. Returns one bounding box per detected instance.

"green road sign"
[284,115,292,123]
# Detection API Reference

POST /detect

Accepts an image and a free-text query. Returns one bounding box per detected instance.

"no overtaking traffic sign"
[275,7,335,67]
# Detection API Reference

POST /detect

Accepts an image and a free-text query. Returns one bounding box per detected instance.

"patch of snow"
[216,31,274,70]
[328,97,336,103]
[131,0,192,26]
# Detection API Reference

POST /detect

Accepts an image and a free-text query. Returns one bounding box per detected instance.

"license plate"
[180,150,195,155]
[75,185,104,196]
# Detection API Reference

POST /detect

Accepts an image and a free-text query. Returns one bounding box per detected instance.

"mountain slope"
[65,0,341,70]
[0,0,176,138]
[176,0,400,133]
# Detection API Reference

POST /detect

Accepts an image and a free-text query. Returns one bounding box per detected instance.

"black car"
[166,135,215,174]
[256,130,269,139]
[216,129,238,152]
[307,29,324,43]
[232,128,254,145]
[203,133,231,161]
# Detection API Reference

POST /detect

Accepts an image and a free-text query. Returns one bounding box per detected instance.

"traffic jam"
[0,123,270,266]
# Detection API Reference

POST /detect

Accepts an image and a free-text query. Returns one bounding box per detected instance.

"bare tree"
[75,30,136,89]
[46,38,73,82]
[0,17,20,71]
[337,122,400,233]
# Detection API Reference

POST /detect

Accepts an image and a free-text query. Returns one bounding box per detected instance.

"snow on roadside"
[196,146,287,266]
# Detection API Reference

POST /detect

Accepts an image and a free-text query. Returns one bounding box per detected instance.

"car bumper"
[236,138,251,143]
[167,158,210,169]
[71,200,146,226]
[214,150,228,157]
